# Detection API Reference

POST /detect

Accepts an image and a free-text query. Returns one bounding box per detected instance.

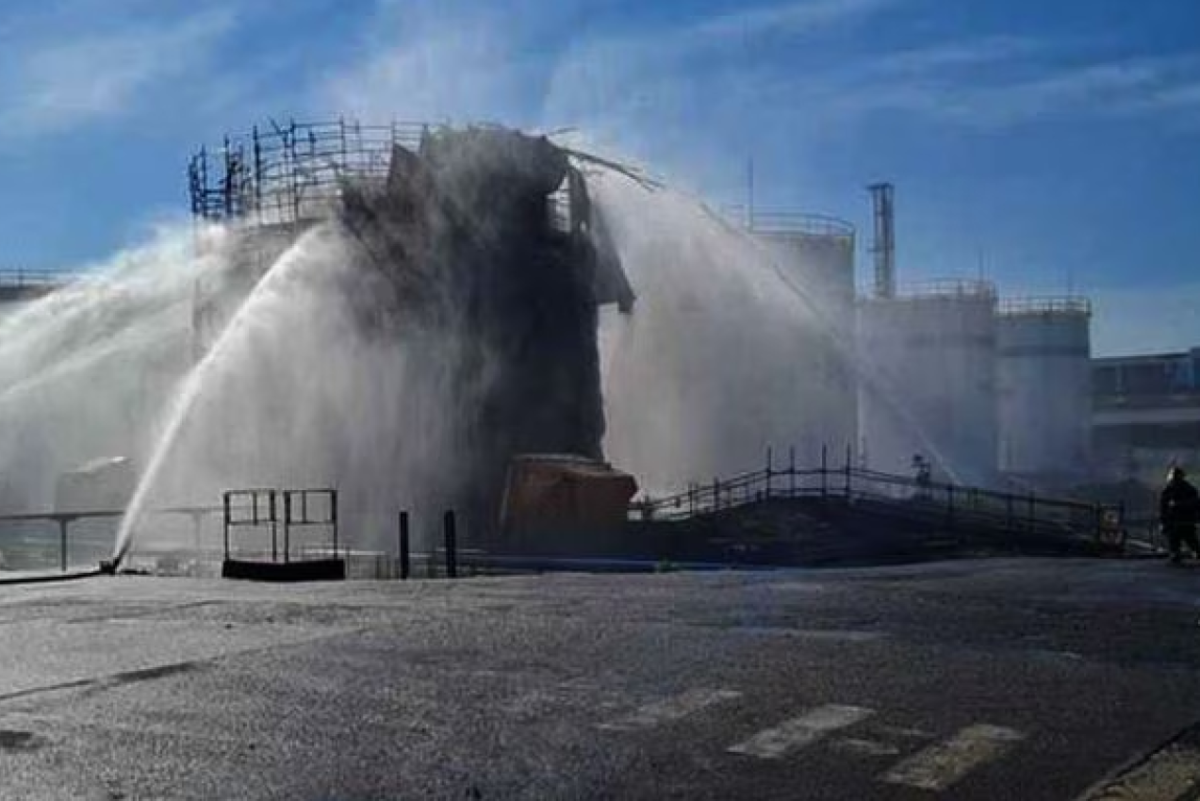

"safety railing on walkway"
[632,448,1125,550]
[0,506,218,574]
[0,270,74,289]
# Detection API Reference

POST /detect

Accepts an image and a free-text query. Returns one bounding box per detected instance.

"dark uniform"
[1160,467,1200,561]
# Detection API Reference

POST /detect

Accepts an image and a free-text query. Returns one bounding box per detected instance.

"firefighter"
[1160,466,1199,563]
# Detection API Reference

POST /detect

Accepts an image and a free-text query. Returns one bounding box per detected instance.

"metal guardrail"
[718,206,856,239]
[631,449,1125,550]
[998,296,1092,316]
[0,270,74,288]
[223,488,279,561]
[886,279,998,301]
[282,488,339,560]
[748,211,856,238]
[0,506,218,573]
[222,487,339,563]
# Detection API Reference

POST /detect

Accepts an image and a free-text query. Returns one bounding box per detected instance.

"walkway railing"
[0,506,218,574]
[632,448,1125,549]
[0,270,74,289]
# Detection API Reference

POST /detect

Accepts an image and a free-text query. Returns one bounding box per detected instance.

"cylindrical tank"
[858,280,998,485]
[996,297,1091,479]
[752,213,857,460]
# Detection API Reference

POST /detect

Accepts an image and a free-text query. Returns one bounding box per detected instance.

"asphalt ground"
[1,557,1199,799]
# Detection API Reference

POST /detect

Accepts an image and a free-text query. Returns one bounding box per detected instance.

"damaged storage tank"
[187,121,636,543]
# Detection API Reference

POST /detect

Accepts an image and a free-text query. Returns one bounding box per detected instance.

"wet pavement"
[1,557,1200,799]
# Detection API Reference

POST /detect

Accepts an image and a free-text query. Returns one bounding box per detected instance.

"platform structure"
[221,487,343,581]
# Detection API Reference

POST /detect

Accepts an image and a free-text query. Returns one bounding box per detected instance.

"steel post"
[223,492,231,560]
[443,510,458,579]
[282,493,291,564]
[331,490,339,558]
[59,518,68,572]
[399,511,410,580]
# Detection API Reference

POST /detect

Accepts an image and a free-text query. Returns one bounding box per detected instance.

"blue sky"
[0,0,1198,355]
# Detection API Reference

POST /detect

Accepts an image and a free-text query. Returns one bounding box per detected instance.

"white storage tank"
[858,280,998,485]
[752,213,857,460]
[997,297,1091,479]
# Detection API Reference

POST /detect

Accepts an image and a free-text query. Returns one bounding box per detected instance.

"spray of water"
[112,216,476,563]
[0,225,234,516]
[112,227,336,561]
[593,176,839,492]
[592,172,964,492]
[0,136,980,570]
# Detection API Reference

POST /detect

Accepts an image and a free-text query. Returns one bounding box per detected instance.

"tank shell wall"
[759,230,857,459]
[997,308,1091,477]
[858,287,998,484]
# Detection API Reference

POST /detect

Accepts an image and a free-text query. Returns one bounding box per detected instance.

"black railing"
[0,506,217,575]
[222,487,339,563]
[632,448,1125,550]
[0,270,74,288]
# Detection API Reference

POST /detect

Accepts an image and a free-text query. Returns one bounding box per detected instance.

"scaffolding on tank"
[187,119,435,226]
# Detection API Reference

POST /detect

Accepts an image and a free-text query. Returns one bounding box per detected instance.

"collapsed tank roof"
[186,121,636,543]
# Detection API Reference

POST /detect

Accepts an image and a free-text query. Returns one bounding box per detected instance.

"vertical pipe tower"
[868,183,896,299]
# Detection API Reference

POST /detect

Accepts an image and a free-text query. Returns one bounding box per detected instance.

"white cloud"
[317,0,905,132]
[934,57,1190,126]
[809,44,1200,129]
[533,0,908,190]
[673,0,902,52]
[309,0,1200,206]
[0,8,235,136]
[318,24,531,126]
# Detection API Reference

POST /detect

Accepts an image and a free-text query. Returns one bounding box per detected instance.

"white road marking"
[1079,741,1200,801]
[832,737,902,757]
[728,704,874,759]
[600,688,742,731]
[881,723,1025,791]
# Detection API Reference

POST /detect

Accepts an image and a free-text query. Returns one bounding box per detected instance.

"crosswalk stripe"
[728,704,874,759]
[1078,741,1200,801]
[833,737,902,757]
[881,723,1025,791]
[600,688,742,731]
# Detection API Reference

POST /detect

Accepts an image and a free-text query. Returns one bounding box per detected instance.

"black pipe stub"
[98,558,119,575]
